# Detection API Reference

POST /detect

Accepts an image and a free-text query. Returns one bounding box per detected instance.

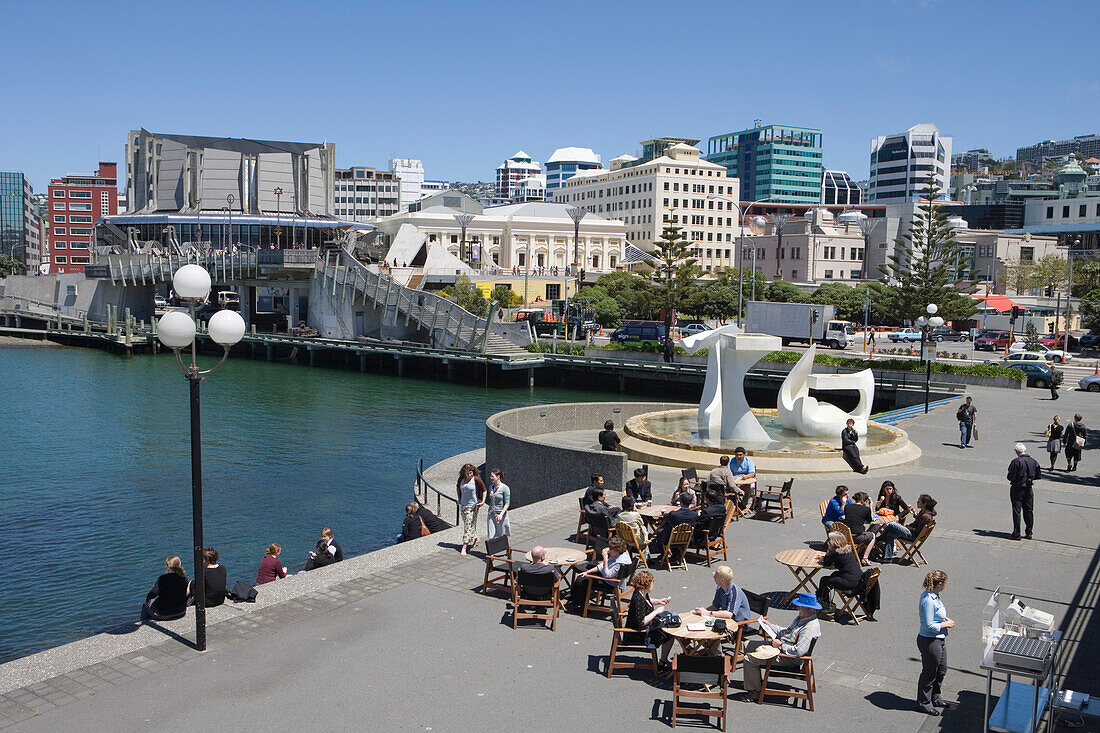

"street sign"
[922,343,937,362]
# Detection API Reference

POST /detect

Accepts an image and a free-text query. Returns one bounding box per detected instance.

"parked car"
[1007,342,1072,363]
[1002,361,1062,388]
[929,327,968,342]
[1079,333,1100,351]
[1078,373,1100,393]
[974,331,1013,351]
[611,322,664,348]
[679,323,710,337]
[1038,333,1080,351]
[888,328,923,342]
[153,295,168,309]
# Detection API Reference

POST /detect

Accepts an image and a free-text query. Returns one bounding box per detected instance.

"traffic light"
[811,309,820,324]
[1010,305,1020,322]
[1045,284,1054,297]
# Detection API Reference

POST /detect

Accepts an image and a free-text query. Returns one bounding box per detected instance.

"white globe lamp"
[930,316,945,328]
[926,303,938,315]
[208,309,246,347]
[173,264,212,300]
[157,309,197,349]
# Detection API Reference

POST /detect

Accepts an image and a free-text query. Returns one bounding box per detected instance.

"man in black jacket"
[652,494,699,553]
[625,468,652,504]
[583,474,605,507]
[516,546,561,600]
[1007,443,1041,540]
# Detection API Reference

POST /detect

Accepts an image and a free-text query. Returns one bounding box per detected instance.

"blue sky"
[2,0,1097,190]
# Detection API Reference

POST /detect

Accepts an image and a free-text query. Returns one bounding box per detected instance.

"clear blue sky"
[2,0,1097,190]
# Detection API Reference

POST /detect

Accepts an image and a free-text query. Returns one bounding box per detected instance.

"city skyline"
[1,0,1097,190]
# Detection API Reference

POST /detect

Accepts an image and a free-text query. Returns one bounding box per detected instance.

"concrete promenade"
[0,385,1096,732]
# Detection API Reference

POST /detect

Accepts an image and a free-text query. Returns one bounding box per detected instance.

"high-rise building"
[1017,133,1100,172]
[0,172,41,274]
[47,162,118,274]
[333,166,401,221]
[495,151,542,202]
[869,123,952,202]
[951,149,994,173]
[633,138,700,166]
[389,158,425,211]
[706,123,823,204]
[553,142,740,273]
[544,147,602,196]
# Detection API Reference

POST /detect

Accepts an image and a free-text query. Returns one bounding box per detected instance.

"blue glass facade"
[546,159,601,195]
[706,125,823,204]
[1,172,29,264]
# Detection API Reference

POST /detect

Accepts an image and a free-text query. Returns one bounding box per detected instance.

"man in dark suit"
[625,468,652,504]
[587,489,621,521]
[583,474,605,507]
[652,494,699,553]
[517,546,561,600]
[694,489,727,543]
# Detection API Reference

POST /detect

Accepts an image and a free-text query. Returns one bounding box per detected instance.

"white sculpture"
[777,344,874,437]
[680,326,781,443]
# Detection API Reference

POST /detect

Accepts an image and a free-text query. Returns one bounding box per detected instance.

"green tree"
[452,274,488,316]
[683,284,739,323]
[765,279,808,303]
[649,222,699,361]
[1072,260,1100,297]
[876,178,978,322]
[811,282,871,322]
[489,284,522,307]
[1023,320,1041,351]
[1080,288,1100,333]
[577,271,657,325]
[0,253,25,277]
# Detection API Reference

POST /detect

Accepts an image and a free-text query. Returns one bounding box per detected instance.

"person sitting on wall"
[304,527,343,571]
[142,556,189,622]
[414,500,451,534]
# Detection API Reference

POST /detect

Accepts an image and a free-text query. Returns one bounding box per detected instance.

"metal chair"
[758,637,817,711]
[671,653,730,729]
[755,478,794,522]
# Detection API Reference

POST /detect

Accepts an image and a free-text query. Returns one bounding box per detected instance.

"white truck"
[745,301,855,349]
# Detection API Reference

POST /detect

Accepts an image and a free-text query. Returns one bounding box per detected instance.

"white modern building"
[544,147,602,197]
[495,151,542,202]
[389,158,425,211]
[552,142,740,273]
[869,123,952,203]
[513,175,546,203]
[421,180,448,195]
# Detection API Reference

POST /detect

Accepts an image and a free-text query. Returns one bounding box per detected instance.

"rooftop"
[547,147,602,165]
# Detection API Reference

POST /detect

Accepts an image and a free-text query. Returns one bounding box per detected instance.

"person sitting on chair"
[727,447,757,509]
[304,527,343,571]
[587,488,621,522]
[142,556,189,621]
[842,492,876,565]
[583,474,605,507]
[694,489,727,543]
[876,481,910,523]
[878,494,937,562]
[707,454,738,496]
[822,485,852,528]
[625,571,677,672]
[817,532,863,618]
[651,493,698,554]
[617,495,649,546]
[693,565,752,622]
[568,537,631,609]
[669,477,697,508]
[518,546,561,599]
[625,468,652,505]
[740,593,822,700]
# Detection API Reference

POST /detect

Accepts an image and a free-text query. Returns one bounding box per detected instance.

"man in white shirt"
[739,593,821,700]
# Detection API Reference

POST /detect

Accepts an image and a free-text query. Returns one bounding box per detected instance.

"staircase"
[484,331,533,356]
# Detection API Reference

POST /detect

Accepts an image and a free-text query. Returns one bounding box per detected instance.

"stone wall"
[484,401,689,508]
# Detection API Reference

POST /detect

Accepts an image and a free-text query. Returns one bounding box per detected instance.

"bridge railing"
[415,457,459,526]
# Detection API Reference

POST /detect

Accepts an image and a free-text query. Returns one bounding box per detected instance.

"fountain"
[618,328,920,473]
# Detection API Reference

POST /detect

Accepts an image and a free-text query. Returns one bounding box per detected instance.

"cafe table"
[775,549,826,604]
[663,612,727,656]
[636,503,677,530]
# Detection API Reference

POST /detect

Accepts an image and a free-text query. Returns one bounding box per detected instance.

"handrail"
[416,457,460,526]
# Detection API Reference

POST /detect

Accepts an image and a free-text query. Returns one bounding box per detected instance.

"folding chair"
[681,467,699,485]
[575,496,590,543]
[671,653,730,730]
[481,535,520,595]
[607,621,658,678]
[819,499,828,521]
[836,568,880,625]
[754,478,794,522]
[615,521,648,568]
[583,559,636,619]
[895,521,935,567]
[730,590,770,673]
[585,510,612,551]
[827,522,869,567]
[686,510,730,567]
[758,637,817,711]
[512,568,561,631]
[660,524,694,572]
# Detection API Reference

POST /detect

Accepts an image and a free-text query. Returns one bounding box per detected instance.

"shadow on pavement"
[865,690,914,711]
[140,620,199,650]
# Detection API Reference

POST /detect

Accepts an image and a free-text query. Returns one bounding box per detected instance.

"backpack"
[226,580,258,603]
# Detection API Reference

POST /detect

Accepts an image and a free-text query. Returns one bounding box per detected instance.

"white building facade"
[389,158,425,211]
[869,123,952,203]
[545,147,602,197]
[495,151,542,202]
[552,143,740,273]
[333,166,401,221]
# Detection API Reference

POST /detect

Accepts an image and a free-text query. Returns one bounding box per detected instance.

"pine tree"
[649,222,698,361]
[876,178,978,323]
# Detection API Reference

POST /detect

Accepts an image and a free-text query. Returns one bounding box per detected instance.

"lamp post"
[453,213,474,264]
[226,194,235,251]
[156,265,246,651]
[1062,236,1081,354]
[707,194,771,327]
[273,188,283,248]
[916,303,945,414]
[566,207,588,342]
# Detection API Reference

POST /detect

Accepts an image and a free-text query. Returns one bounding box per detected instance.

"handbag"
[655,611,681,628]
[419,517,431,537]
[1076,435,1086,448]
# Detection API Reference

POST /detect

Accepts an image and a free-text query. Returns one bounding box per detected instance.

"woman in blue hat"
[739,593,822,701]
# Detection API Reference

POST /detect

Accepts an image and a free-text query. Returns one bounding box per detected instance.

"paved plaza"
[0,385,1096,732]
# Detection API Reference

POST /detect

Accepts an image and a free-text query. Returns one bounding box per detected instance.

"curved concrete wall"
[484,401,688,508]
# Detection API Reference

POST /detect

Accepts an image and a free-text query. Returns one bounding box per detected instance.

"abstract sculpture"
[680,325,781,443]
[777,344,874,437]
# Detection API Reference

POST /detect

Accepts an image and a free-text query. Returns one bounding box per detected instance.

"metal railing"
[415,457,459,526]
[85,250,320,282]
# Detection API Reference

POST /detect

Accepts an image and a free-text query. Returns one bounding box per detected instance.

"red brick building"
[47,162,118,274]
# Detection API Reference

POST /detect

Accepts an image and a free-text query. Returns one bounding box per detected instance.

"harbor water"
[0,341,617,663]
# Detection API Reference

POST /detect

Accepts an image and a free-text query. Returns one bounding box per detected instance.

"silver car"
[1078,373,1100,393]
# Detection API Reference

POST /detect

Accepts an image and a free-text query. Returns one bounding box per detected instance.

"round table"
[663,612,727,655]
[774,549,825,604]
[636,503,677,530]
[524,546,585,570]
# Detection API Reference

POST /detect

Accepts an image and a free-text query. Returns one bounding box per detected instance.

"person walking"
[916,570,955,716]
[485,468,511,540]
[457,463,486,556]
[841,418,870,474]
[1007,443,1041,540]
[1049,377,1059,400]
[956,396,977,449]
[1063,413,1087,472]
[1045,416,1064,471]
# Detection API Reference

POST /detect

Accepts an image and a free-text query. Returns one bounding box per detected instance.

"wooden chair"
[758,637,817,711]
[819,500,828,521]
[582,559,636,619]
[660,523,694,572]
[685,507,732,567]
[895,521,935,567]
[575,496,590,543]
[615,521,648,568]
[836,568,880,625]
[671,653,730,730]
[827,522,869,568]
[511,567,561,631]
[607,619,658,678]
[730,590,771,673]
[585,510,613,551]
[754,478,794,522]
[481,535,520,595]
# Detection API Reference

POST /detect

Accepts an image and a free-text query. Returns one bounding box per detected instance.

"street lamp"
[566,207,588,342]
[707,194,772,327]
[273,188,283,248]
[1061,236,1082,353]
[915,303,945,414]
[156,265,246,651]
[226,194,235,251]
[453,213,474,264]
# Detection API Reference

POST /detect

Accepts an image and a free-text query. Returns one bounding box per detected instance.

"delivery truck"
[745,301,855,349]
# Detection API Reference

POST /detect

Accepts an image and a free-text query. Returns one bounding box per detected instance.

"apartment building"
[46,163,117,274]
[334,166,401,221]
[869,123,952,202]
[0,172,41,273]
[706,123,823,204]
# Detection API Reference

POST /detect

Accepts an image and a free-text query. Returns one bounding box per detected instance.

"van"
[611,322,664,348]
[216,291,241,310]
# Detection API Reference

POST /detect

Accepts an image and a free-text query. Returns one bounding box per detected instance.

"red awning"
[974,294,1027,313]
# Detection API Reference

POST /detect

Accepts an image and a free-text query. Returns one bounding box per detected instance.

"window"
[450,235,458,243]
[1080,205,1087,217]
[70,216,92,223]
[69,241,88,249]
[69,256,90,264]
[54,256,67,263]
[54,241,67,249]
[69,203,92,211]
[53,227,66,235]
[53,215,66,223]
[68,191,92,198]
[1020,246,1034,261]
[53,202,65,210]
[824,269,833,279]
[1046,206,1054,219]
[546,284,561,299]
[53,190,65,198]
[1062,206,1070,218]
[69,228,92,235]
[792,270,798,280]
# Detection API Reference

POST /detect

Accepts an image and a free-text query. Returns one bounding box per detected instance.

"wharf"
[0,384,1096,731]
